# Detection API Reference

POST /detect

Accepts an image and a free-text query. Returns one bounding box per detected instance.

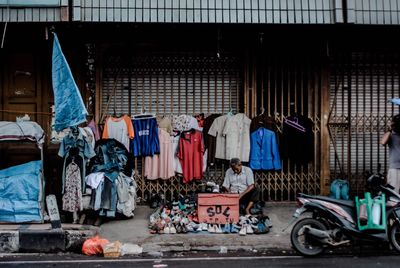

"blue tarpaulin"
[391,98,400,105]
[52,33,88,132]
[0,161,43,223]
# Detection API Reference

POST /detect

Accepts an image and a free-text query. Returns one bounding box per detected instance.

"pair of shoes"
[246,224,254,234]
[254,222,269,234]
[208,224,216,233]
[223,223,231,233]
[200,222,208,231]
[230,224,240,233]
[215,224,223,233]
[239,224,247,236]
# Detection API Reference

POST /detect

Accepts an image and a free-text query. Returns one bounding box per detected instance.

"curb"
[0,228,99,253]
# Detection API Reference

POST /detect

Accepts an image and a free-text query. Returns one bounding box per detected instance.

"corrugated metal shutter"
[101,53,240,116]
[100,52,241,202]
[329,52,400,195]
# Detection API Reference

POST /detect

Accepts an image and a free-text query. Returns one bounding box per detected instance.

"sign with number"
[46,195,62,229]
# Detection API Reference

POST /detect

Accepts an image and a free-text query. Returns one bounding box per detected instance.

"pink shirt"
[144,129,175,180]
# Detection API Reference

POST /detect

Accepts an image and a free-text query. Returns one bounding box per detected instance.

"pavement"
[0,203,298,255]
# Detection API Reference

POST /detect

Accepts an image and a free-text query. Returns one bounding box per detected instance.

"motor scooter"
[285,172,400,256]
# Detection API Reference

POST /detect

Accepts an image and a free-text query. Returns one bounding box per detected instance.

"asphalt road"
[1,254,400,268]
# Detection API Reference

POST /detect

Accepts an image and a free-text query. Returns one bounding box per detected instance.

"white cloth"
[0,121,45,148]
[172,134,183,174]
[116,173,137,217]
[85,172,105,189]
[80,127,95,148]
[222,113,251,162]
[207,115,229,160]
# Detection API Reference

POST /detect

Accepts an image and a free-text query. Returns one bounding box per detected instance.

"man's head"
[230,158,242,174]
[392,114,400,134]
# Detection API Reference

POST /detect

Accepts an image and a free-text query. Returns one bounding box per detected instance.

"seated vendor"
[222,158,261,215]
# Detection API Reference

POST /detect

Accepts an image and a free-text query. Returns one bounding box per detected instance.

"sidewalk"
[0,203,297,254]
[99,203,297,253]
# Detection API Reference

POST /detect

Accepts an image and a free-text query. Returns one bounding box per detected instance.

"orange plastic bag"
[82,235,110,256]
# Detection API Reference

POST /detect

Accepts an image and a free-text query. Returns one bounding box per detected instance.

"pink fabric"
[144,129,175,180]
[87,119,100,141]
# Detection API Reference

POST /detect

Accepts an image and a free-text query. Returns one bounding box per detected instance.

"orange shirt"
[102,115,134,151]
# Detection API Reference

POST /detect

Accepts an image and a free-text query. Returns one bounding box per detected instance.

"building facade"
[1,0,399,202]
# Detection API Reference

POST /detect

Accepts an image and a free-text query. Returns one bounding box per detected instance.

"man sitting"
[222,158,261,215]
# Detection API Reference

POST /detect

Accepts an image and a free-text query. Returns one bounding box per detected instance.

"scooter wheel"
[390,220,400,253]
[290,218,327,256]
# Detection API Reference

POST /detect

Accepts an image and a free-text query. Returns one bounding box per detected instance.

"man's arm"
[222,169,231,193]
[239,184,254,199]
[381,131,391,146]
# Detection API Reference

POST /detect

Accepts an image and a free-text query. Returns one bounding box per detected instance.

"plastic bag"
[82,235,110,256]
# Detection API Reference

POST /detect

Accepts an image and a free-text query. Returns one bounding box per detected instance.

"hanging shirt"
[282,114,314,166]
[222,113,251,162]
[203,114,221,165]
[102,115,134,151]
[144,129,175,180]
[249,128,281,170]
[172,134,183,174]
[177,129,204,183]
[131,117,160,157]
[157,116,173,134]
[87,119,101,141]
[58,129,96,194]
[208,115,229,160]
[62,162,83,212]
[172,115,200,132]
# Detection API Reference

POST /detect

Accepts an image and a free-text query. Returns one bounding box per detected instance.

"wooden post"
[320,58,331,195]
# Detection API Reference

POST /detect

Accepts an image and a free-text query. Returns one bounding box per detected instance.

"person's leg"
[388,169,400,193]
[240,187,261,215]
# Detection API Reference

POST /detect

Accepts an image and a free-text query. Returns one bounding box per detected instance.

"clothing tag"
[258,129,263,137]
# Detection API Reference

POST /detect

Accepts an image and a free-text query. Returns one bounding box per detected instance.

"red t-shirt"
[177,130,204,183]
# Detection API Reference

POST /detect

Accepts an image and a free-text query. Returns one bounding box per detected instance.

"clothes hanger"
[133,107,156,120]
[284,117,306,132]
[226,107,234,117]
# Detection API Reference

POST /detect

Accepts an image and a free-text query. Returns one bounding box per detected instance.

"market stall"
[0,121,45,223]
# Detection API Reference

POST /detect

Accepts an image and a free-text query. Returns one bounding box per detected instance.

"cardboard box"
[197,193,239,224]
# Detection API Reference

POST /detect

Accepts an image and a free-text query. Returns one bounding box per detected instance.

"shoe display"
[215,224,223,233]
[208,224,216,233]
[230,224,240,233]
[246,224,254,234]
[239,225,247,236]
[169,224,177,234]
[223,223,231,233]
[164,224,170,234]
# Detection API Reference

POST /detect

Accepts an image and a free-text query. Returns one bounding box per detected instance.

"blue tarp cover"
[0,161,43,223]
[52,33,88,132]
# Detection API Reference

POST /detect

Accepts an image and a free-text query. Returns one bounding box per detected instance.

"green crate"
[355,192,386,231]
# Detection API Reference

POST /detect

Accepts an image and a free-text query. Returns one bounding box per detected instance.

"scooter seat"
[299,193,355,208]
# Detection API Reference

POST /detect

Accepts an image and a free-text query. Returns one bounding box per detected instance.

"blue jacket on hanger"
[249,127,281,170]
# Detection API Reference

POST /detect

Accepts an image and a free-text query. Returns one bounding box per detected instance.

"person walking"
[381,114,400,193]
